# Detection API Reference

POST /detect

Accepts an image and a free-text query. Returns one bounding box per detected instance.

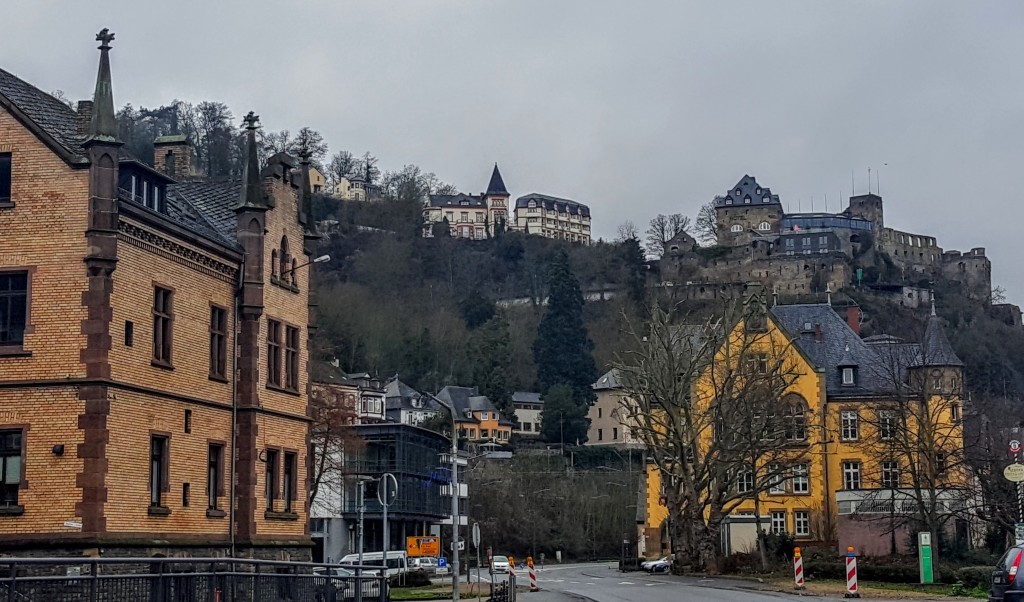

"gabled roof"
[514,193,591,217]
[0,67,87,163]
[384,378,443,413]
[714,175,782,207]
[511,391,543,405]
[486,164,508,196]
[436,386,498,419]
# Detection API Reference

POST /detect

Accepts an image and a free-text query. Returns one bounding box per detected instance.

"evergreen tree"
[459,289,496,330]
[471,314,514,421]
[619,237,648,315]
[533,250,599,405]
[539,384,589,444]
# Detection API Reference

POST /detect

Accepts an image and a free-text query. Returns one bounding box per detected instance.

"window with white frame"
[768,464,785,493]
[758,221,771,231]
[792,463,809,493]
[730,224,742,232]
[842,367,855,385]
[878,410,897,440]
[737,468,754,494]
[794,510,810,536]
[771,511,787,534]
[783,397,807,441]
[841,411,859,440]
[842,461,861,490]
[881,461,901,489]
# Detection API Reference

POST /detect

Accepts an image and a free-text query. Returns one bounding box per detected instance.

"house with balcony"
[436,386,513,444]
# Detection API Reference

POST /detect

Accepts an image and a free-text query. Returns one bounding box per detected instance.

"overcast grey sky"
[4,1,1022,303]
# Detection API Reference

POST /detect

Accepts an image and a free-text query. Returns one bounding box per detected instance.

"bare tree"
[309,380,363,507]
[854,336,969,573]
[326,150,359,190]
[645,214,691,258]
[616,221,639,242]
[694,200,719,246]
[614,294,804,573]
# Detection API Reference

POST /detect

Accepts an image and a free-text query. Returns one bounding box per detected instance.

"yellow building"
[637,301,966,558]
[422,165,510,239]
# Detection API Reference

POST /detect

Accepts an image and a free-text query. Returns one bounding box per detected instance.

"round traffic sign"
[472,523,481,548]
[1011,440,1022,454]
[1004,463,1024,482]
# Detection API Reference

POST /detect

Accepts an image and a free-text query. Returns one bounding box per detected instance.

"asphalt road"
[523,562,908,602]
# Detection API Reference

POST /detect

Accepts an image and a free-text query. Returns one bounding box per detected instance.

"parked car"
[646,558,670,573]
[409,557,438,575]
[490,555,510,574]
[641,556,668,572]
[991,545,1024,602]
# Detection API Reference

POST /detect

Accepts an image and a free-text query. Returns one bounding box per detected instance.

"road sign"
[407,536,440,557]
[472,523,481,549]
[437,557,447,568]
[451,541,464,551]
[1011,440,1022,455]
[377,473,398,506]
[1016,523,1024,546]
[1004,464,1024,482]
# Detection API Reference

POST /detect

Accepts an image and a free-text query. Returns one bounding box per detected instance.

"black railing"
[0,557,389,602]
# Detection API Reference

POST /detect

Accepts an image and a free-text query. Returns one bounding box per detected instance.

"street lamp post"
[436,398,462,601]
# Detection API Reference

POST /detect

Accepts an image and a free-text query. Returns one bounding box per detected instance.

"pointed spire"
[485,163,508,196]
[826,284,833,306]
[235,112,267,211]
[87,28,119,144]
[920,301,963,367]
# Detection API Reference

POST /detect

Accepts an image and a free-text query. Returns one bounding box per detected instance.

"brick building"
[0,31,316,559]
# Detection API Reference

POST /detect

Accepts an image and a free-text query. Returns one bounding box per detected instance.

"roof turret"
[485,163,508,196]
[86,28,120,145]
[234,111,267,211]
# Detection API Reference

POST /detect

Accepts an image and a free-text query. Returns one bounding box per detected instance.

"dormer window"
[762,196,771,203]
[735,189,741,195]
[528,200,536,208]
[725,197,733,205]
[744,196,751,204]
[730,225,742,232]
[842,367,855,385]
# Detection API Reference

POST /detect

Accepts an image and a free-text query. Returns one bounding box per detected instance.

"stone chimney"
[76,100,93,138]
[814,323,822,342]
[846,306,862,336]
[153,135,197,181]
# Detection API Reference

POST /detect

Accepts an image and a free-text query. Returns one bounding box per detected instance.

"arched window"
[291,259,298,286]
[758,221,771,231]
[782,395,808,441]
[271,250,278,278]
[279,236,290,279]
[730,224,742,232]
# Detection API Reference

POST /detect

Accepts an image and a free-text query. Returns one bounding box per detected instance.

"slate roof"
[714,175,782,207]
[435,386,498,421]
[919,315,964,367]
[486,164,508,195]
[427,193,487,208]
[0,67,85,162]
[769,304,892,397]
[514,193,591,217]
[511,391,544,405]
[166,180,243,248]
[592,369,622,391]
[384,378,442,413]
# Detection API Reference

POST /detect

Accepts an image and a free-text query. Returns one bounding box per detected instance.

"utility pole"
[437,398,462,601]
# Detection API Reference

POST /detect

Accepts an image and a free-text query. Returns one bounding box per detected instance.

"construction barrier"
[845,546,859,598]
[793,547,804,590]
[528,556,538,592]
[509,556,516,580]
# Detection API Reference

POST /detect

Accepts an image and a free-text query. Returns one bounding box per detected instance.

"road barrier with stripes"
[528,556,538,591]
[845,546,860,598]
[793,547,804,590]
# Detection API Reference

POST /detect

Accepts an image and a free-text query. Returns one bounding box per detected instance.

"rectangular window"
[208,444,223,510]
[265,449,279,511]
[0,272,28,347]
[819,235,828,246]
[0,153,11,204]
[460,211,469,222]
[150,435,168,507]
[597,428,603,441]
[152,287,173,364]
[613,427,619,440]
[124,320,134,347]
[267,319,282,387]
[794,511,810,537]
[285,325,299,391]
[771,511,787,535]
[936,452,947,475]
[878,410,897,440]
[881,461,901,489]
[841,410,859,441]
[598,408,602,419]
[283,452,297,513]
[792,463,809,493]
[184,409,192,434]
[182,483,190,507]
[738,469,754,494]
[842,367,855,385]
[785,238,794,248]
[769,464,786,493]
[842,461,861,490]
[209,306,227,379]
[0,430,23,507]
[951,403,961,423]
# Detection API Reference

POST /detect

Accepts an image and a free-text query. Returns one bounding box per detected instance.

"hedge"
[804,561,949,584]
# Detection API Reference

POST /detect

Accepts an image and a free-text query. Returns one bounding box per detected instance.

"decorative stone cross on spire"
[242,111,260,130]
[96,28,115,49]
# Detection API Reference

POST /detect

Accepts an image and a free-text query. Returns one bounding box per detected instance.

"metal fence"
[0,557,389,602]
[488,572,516,602]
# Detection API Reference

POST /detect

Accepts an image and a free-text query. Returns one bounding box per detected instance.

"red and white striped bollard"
[793,547,804,590]
[845,546,860,598]
[528,556,538,591]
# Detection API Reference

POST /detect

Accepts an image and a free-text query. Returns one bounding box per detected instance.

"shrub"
[955,566,995,589]
[391,570,432,588]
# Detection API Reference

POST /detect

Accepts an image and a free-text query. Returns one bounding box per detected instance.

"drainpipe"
[229,259,243,558]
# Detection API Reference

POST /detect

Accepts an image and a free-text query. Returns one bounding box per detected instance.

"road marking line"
[618,581,635,585]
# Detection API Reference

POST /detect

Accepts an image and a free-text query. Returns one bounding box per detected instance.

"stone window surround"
[0,266,35,358]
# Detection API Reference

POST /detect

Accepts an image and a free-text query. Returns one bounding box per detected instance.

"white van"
[339,551,408,578]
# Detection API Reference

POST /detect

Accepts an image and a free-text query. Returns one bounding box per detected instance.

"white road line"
[618,581,635,585]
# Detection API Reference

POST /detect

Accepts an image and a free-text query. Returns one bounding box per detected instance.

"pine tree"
[471,314,514,421]
[539,384,589,444]
[533,250,599,405]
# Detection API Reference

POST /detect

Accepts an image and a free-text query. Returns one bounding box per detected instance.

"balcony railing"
[835,488,969,515]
